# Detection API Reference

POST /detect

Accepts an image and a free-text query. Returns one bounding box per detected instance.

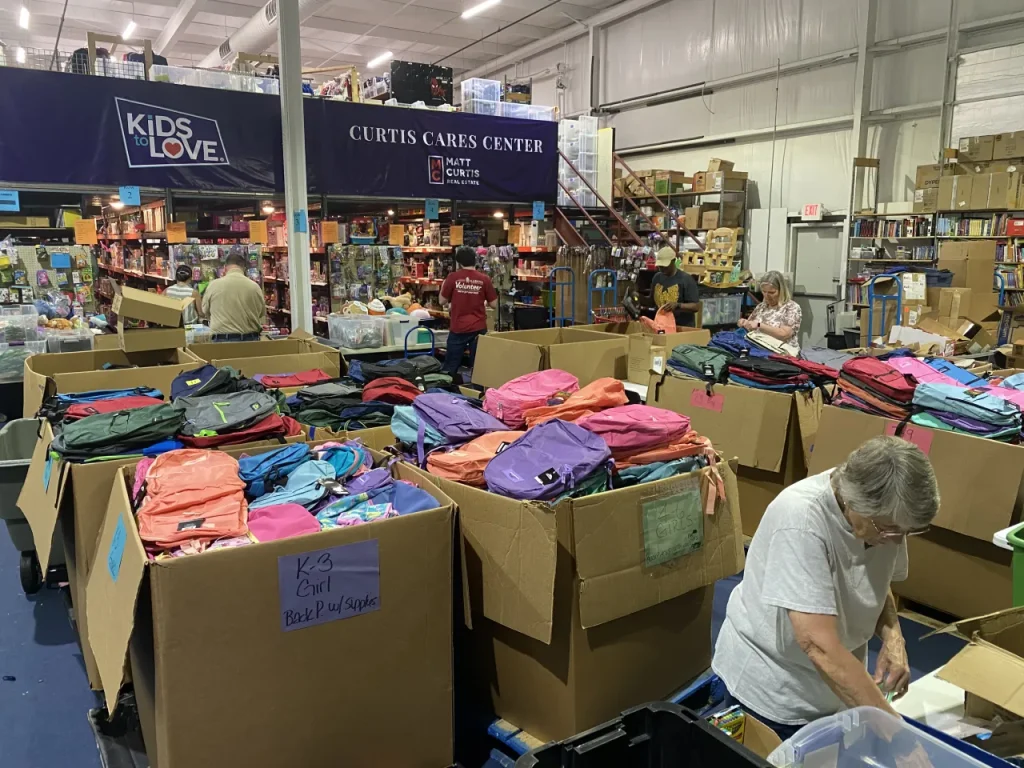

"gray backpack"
[175,391,278,436]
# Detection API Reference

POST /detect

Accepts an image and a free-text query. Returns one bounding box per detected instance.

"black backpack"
[361,356,441,383]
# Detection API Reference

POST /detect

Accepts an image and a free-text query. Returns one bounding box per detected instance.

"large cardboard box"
[702,204,744,229]
[653,170,689,196]
[87,458,455,767]
[929,287,972,319]
[915,164,942,189]
[913,187,938,214]
[994,131,1024,160]
[207,351,342,380]
[22,348,200,418]
[703,171,748,193]
[189,330,340,367]
[938,240,998,320]
[112,286,191,352]
[707,158,735,173]
[16,422,306,690]
[472,328,629,389]
[809,405,1024,616]
[574,321,710,384]
[959,134,996,163]
[418,460,743,743]
[684,204,716,230]
[988,171,1022,210]
[646,373,813,535]
[970,173,992,210]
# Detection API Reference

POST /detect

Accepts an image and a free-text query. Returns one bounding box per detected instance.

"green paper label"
[642,489,704,567]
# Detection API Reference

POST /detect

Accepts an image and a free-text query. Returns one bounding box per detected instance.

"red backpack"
[840,357,918,404]
[64,395,165,421]
[178,412,292,448]
[260,370,332,388]
[362,377,422,405]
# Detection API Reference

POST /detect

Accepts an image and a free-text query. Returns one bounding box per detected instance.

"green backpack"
[669,344,734,383]
[51,403,184,459]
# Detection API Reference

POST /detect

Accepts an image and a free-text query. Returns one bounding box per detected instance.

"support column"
[277,0,312,333]
[938,0,962,156]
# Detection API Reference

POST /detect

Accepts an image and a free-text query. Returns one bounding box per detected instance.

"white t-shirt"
[712,469,908,725]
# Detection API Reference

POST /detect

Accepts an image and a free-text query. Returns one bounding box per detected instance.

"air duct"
[197,0,332,69]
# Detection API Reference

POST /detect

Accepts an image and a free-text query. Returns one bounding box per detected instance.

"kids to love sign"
[277,539,381,632]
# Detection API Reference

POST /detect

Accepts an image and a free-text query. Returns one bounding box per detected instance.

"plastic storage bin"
[501,102,531,120]
[328,314,386,349]
[0,418,66,593]
[465,98,501,116]
[517,701,770,767]
[528,105,556,121]
[462,78,502,103]
[768,707,991,768]
[0,313,39,344]
[0,341,44,383]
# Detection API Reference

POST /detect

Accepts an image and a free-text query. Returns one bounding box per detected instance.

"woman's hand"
[874,636,911,699]
[737,318,752,330]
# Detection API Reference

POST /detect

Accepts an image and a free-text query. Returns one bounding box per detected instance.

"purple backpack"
[484,419,611,501]
[412,392,508,464]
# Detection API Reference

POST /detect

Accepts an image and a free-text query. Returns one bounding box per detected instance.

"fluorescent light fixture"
[492,211,504,219]
[18,6,29,28]
[15,47,25,64]
[387,209,395,216]
[261,203,275,214]
[367,51,392,69]
[462,0,500,19]
[110,198,125,211]
[122,20,136,40]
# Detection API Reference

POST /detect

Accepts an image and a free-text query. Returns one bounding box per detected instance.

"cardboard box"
[994,131,1024,160]
[574,321,710,384]
[915,164,943,189]
[22,348,200,418]
[704,171,748,193]
[16,421,307,689]
[970,173,992,210]
[913,187,938,214]
[87,458,455,766]
[417,459,743,742]
[707,158,735,173]
[472,328,629,389]
[647,373,813,535]
[935,287,972,319]
[938,240,998,320]
[207,351,342,380]
[653,170,689,196]
[956,174,975,210]
[692,172,707,193]
[988,171,1022,209]
[684,205,716,230]
[959,134,996,163]
[190,330,342,367]
[701,204,744,230]
[112,286,191,352]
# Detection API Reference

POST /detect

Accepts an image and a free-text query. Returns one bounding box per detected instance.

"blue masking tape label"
[293,209,308,234]
[532,200,545,220]
[108,515,127,582]
[43,454,53,491]
[118,186,141,206]
[0,190,20,212]
[425,198,439,220]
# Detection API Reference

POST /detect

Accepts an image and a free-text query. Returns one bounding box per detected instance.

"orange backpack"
[640,307,677,334]
[427,430,525,486]
[136,450,248,548]
[522,377,629,428]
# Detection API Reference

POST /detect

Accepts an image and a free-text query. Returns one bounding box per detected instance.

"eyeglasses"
[869,518,930,541]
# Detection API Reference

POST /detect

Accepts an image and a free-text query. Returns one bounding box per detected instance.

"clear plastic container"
[768,707,990,768]
[500,102,531,120]
[528,105,556,121]
[328,314,386,349]
[577,152,597,173]
[579,133,598,153]
[461,77,502,103]
[464,98,500,116]
[578,115,599,134]
[0,314,39,344]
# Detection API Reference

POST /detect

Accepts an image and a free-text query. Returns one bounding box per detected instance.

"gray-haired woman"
[738,270,803,347]
[712,436,940,739]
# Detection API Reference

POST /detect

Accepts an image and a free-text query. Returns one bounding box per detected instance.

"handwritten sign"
[118,186,141,206]
[450,225,463,246]
[321,220,339,243]
[532,200,546,220]
[166,221,187,243]
[425,198,439,221]
[389,224,405,246]
[277,539,380,632]
[249,219,268,244]
[107,514,127,582]
[884,422,933,455]
[642,488,703,567]
[293,209,308,234]
[689,389,724,412]
[74,219,98,245]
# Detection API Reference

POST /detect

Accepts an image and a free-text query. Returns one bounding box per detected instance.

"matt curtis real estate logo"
[115,98,229,169]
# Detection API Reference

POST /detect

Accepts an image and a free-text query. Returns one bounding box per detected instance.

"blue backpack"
[238,443,313,498]
[912,382,1022,429]
[1002,372,1024,391]
[391,406,446,450]
[248,460,337,510]
[170,365,239,400]
[484,419,611,501]
[317,443,371,482]
[709,330,771,358]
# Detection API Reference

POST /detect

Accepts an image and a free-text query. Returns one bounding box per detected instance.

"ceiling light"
[387,209,395,216]
[493,211,504,219]
[110,198,125,211]
[15,47,25,64]
[122,20,136,40]
[367,51,393,69]
[462,0,500,19]
[262,203,275,214]
[18,6,29,28]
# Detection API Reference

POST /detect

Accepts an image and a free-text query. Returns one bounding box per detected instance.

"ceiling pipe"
[197,0,334,69]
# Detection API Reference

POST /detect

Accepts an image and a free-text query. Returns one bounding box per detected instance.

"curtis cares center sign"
[0,67,558,202]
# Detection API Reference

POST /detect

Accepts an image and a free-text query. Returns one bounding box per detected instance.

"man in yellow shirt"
[202,253,266,341]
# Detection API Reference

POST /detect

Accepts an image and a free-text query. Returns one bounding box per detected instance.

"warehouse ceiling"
[1,0,617,74]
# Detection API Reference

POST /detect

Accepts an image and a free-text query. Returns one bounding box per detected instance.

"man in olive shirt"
[202,253,266,341]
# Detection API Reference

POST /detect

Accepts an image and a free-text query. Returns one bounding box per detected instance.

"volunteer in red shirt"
[439,246,498,377]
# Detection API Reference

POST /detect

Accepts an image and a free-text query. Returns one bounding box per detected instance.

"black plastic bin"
[515,702,772,767]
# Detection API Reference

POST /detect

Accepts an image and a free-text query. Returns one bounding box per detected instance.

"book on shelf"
[851,216,933,238]
[937,212,1022,237]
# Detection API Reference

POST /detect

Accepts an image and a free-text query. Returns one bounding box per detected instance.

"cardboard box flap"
[85,467,147,716]
[435,476,558,644]
[938,640,1024,719]
[112,285,191,328]
[16,421,64,572]
[571,461,744,629]
[932,607,1024,655]
[471,336,545,388]
[209,352,341,379]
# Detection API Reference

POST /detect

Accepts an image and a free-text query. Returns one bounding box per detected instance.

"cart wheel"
[20,552,42,595]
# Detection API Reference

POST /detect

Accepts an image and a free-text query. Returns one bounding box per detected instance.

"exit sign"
[801,203,824,221]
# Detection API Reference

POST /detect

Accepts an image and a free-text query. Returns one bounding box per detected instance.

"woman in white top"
[164,265,200,325]
[738,270,802,347]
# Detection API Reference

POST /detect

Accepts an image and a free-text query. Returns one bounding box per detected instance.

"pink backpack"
[981,385,1024,410]
[887,357,963,388]
[483,369,580,428]
[247,503,320,542]
[576,405,691,458]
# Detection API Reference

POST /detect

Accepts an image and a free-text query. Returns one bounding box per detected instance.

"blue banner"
[0,68,557,203]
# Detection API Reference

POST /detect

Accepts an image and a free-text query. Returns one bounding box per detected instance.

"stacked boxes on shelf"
[461,78,556,121]
[558,116,598,208]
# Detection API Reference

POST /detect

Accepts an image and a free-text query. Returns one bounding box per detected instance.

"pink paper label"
[884,422,933,455]
[690,389,724,412]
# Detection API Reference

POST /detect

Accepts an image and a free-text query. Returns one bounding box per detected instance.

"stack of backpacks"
[397,369,723,502]
[835,356,918,419]
[132,439,441,558]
